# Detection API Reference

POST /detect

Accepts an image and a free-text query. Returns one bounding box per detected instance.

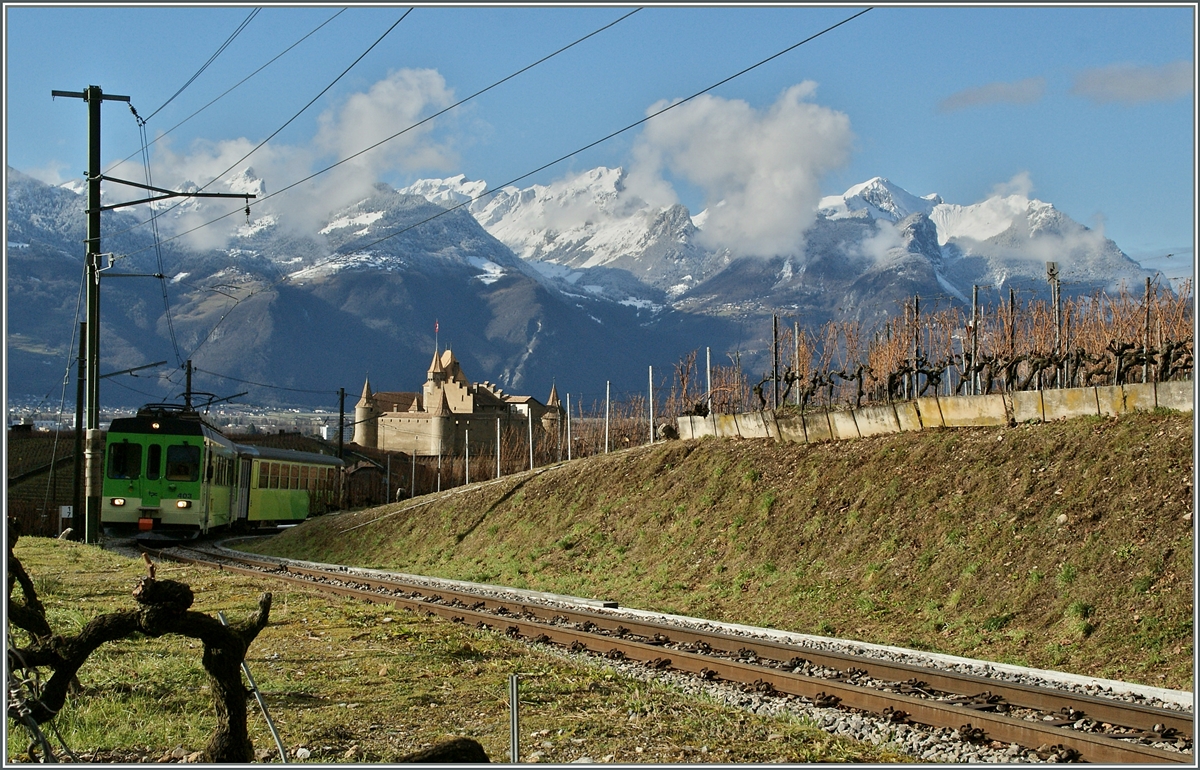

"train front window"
[107,442,142,479]
[165,444,201,481]
[146,444,162,480]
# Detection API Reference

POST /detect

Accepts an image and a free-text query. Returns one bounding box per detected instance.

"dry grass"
[7,539,907,764]
[251,410,1194,691]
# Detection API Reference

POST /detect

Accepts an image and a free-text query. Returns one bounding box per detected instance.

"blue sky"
[4,4,1195,270]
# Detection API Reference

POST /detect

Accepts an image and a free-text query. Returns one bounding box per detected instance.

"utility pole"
[53,86,127,544]
[54,85,253,544]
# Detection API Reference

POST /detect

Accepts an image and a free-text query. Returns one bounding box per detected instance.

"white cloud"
[1072,61,1194,104]
[988,171,1034,199]
[628,82,854,259]
[24,161,73,187]
[937,77,1045,112]
[144,68,460,249]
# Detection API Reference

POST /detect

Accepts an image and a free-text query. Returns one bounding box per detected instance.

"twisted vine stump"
[6,529,272,763]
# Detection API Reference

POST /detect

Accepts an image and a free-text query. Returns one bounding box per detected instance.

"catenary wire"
[158,6,873,286]
[133,9,412,228]
[112,7,638,250]
[126,8,873,383]
[108,8,346,177]
[142,8,261,123]
[191,366,340,395]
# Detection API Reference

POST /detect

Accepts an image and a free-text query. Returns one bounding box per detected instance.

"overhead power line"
[112,8,411,242]
[309,7,876,265]
[122,7,872,368]
[108,8,347,177]
[192,366,340,395]
[143,8,261,123]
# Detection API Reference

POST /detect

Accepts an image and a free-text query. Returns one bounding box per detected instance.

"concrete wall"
[676,381,1192,446]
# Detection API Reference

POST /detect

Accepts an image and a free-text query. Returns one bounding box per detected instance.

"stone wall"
[676,382,1193,443]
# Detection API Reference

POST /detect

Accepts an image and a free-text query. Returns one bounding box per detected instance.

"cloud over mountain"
[627,83,853,260]
[135,68,463,250]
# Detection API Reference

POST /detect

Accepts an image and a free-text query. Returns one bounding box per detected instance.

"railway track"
[144,541,1192,764]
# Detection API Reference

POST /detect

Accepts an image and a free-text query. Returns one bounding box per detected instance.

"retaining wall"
[675,380,1193,444]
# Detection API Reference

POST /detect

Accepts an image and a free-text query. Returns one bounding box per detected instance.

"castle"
[352,348,562,457]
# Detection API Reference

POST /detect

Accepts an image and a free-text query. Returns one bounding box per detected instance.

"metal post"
[465,429,470,486]
[72,321,85,540]
[219,611,287,761]
[1144,276,1152,383]
[566,393,572,461]
[410,450,415,499]
[648,365,654,444]
[386,454,391,503]
[705,347,712,414]
[970,285,979,396]
[496,417,501,478]
[509,674,520,763]
[527,411,533,471]
[772,314,779,409]
[604,381,610,454]
[338,388,345,459]
[794,322,800,406]
[907,293,916,395]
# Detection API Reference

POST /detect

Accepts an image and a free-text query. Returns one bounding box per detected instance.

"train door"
[142,443,163,509]
[233,457,252,522]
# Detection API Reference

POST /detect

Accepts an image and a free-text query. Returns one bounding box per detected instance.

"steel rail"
[149,546,1190,764]
[201,550,1192,737]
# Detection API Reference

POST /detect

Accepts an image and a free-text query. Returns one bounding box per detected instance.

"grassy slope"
[249,411,1194,691]
[9,539,906,764]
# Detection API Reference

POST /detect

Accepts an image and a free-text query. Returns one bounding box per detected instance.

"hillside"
[249,410,1194,691]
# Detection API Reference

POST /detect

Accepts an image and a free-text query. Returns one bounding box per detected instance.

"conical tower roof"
[547,383,560,408]
[428,348,444,375]
[356,376,375,408]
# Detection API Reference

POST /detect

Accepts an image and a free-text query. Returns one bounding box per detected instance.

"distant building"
[352,347,562,457]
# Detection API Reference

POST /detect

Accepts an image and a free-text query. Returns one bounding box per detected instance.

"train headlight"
[111,498,126,507]
[176,500,192,509]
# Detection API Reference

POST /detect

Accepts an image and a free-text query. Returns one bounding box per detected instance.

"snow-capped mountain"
[6,163,1159,407]
[403,170,1153,323]
[399,168,725,304]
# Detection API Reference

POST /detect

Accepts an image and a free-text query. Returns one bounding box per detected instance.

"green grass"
[243,411,1193,691]
[7,539,906,764]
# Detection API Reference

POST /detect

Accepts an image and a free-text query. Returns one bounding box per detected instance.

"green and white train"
[101,404,343,535]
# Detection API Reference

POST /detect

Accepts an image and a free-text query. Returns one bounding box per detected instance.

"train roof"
[108,404,232,446]
[233,443,344,467]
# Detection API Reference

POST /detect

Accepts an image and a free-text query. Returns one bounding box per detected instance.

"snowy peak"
[930,194,1059,246]
[820,177,942,222]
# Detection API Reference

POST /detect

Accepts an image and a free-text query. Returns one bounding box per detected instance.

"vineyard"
[532,281,1195,465]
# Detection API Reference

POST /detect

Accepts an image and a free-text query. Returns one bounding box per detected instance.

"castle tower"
[429,387,452,456]
[352,377,378,448]
[541,382,563,434]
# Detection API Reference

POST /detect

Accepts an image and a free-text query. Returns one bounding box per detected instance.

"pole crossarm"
[52,89,130,102]
[93,175,255,212]
[99,361,168,380]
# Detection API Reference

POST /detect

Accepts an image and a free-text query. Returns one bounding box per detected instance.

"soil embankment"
[248,410,1194,691]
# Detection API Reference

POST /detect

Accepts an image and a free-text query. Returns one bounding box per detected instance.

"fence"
[677,380,1193,443]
